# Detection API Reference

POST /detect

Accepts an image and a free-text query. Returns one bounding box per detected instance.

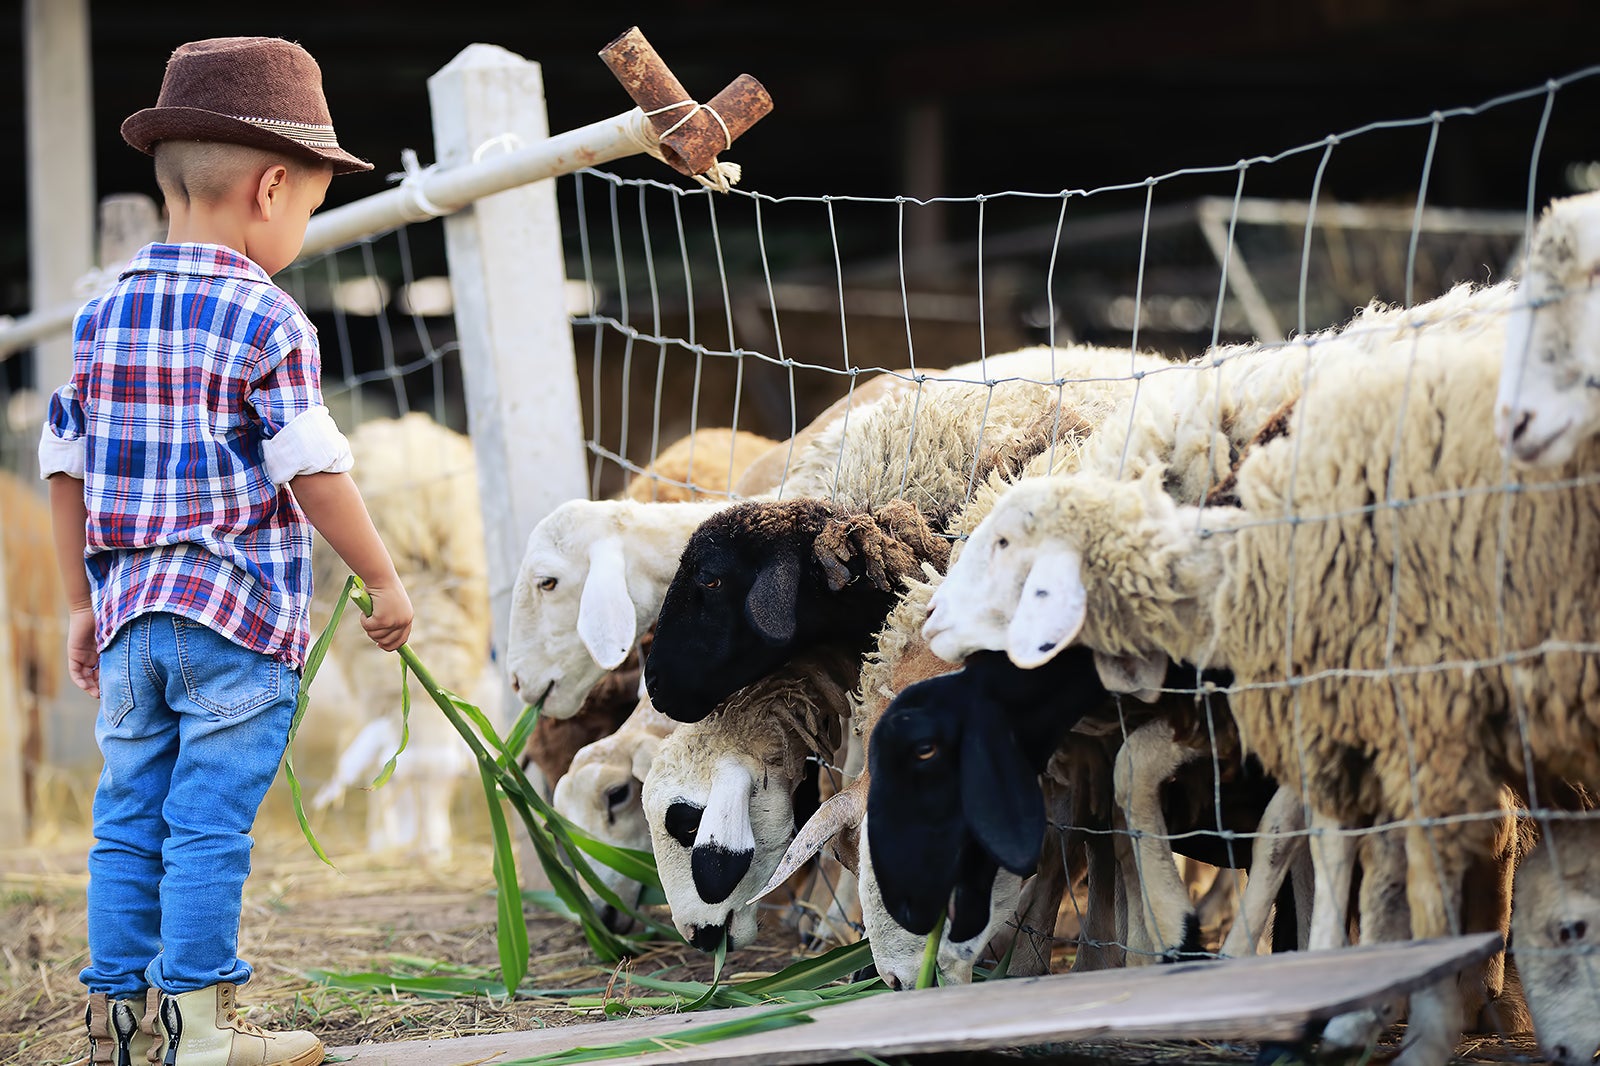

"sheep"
[1494,188,1600,467]
[0,470,65,832]
[640,646,859,952]
[644,497,951,722]
[306,411,494,863]
[924,284,1590,1066]
[1512,816,1600,1066]
[620,427,779,503]
[551,692,678,932]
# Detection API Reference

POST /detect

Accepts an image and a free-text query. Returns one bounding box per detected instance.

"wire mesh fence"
[4,56,1600,1063]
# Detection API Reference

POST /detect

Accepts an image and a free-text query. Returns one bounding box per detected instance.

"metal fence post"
[428,44,590,883]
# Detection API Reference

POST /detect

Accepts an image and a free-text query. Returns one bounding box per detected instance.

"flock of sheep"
[248,189,1600,1066]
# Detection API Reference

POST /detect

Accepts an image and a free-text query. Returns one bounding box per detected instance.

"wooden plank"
[333,933,1501,1066]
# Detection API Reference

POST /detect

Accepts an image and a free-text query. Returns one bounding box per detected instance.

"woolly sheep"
[641,646,859,952]
[522,626,651,792]
[1495,189,1600,467]
[307,412,493,863]
[644,497,950,722]
[0,470,64,831]
[927,288,1585,1066]
[1512,816,1600,1066]
[620,427,779,503]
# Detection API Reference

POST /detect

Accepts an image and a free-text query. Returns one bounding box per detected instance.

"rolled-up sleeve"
[38,383,87,479]
[249,318,354,486]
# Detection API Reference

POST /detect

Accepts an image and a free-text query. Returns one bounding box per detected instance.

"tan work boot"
[83,990,161,1065]
[155,983,323,1066]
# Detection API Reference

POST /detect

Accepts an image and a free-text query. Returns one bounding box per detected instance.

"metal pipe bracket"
[599,26,774,180]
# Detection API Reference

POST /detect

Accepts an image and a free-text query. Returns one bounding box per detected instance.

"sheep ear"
[1006,549,1087,669]
[1094,650,1169,703]
[745,553,800,644]
[961,712,1045,876]
[577,537,636,669]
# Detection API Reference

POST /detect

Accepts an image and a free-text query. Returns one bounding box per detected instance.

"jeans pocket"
[172,618,283,719]
[99,627,136,728]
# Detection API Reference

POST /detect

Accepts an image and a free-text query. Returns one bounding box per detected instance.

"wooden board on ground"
[333,933,1500,1065]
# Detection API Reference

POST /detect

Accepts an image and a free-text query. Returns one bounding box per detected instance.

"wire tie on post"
[395,147,450,221]
[640,100,740,192]
[471,132,525,164]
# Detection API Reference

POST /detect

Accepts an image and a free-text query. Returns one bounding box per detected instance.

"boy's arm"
[290,471,413,651]
[48,474,100,697]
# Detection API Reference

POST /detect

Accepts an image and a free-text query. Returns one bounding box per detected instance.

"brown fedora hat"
[122,36,371,174]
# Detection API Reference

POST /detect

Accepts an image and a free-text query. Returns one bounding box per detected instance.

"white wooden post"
[429,44,589,885]
[24,0,95,395]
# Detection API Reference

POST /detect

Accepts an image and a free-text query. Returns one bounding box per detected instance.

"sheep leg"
[1076,829,1125,970]
[1112,804,1154,964]
[1391,824,1469,1066]
[1220,785,1306,958]
[1005,824,1074,977]
[1322,826,1411,1053]
[1459,805,1525,1035]
[1114,720,1203,962]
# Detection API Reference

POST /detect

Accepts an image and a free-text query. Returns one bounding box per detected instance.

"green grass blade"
[495,1000,817,1065]
[916,911,945,990]
[366,656,413,791]
[283,574,357,870]
[505,699,543,761]
[482,762,530,995]
[737,939,875,995]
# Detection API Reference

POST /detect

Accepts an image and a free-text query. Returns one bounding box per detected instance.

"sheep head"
[645,498,947,723]
[505,498,726,719]
[1511,819,1600,1066]
[864,647,1105,939]
[1496,189,1600,467]
[923,468,1213,676]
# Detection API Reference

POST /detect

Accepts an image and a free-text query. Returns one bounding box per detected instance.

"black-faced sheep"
[644,497,949,723]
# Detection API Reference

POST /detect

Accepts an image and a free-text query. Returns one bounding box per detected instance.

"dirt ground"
[0,773,1552,1066]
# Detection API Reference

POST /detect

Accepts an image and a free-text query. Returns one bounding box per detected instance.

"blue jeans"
[79,613,299,997]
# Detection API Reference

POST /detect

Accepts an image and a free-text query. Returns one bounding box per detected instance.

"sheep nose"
[1551,1044,1571,1065]
[1508,409,1534,444]
[688,921,727,952]
[883,973,902,991]
[509,673,522,697]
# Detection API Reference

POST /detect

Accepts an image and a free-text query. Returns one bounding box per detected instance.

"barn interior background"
[5,1,1600,1061]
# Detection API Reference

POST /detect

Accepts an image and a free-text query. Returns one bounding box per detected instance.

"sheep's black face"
[647,500,890,722]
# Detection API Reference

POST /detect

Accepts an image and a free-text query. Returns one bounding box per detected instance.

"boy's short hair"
[152,140,330,205]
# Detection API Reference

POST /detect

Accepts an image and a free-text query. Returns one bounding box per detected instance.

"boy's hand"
[361,581,414,652]
[66,606,101,698]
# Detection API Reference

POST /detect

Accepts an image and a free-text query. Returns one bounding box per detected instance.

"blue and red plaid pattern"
[42,242,338,668]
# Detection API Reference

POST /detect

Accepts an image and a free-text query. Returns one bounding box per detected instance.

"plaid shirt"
[39,243,353,668]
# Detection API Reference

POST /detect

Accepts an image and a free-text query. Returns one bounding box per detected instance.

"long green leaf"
[367,656,413,790]
[739,939,876,995]
[916,911,946,990]
[284,575,357,869]
[482,761,530,994]
[495,1000,817,1065]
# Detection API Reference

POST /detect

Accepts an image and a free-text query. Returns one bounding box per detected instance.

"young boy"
[41,37,414,1066]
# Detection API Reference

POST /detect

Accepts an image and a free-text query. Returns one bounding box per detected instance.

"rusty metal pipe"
[598,26,773,178]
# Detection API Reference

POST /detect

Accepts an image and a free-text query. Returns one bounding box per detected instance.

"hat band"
[230,114,343,151]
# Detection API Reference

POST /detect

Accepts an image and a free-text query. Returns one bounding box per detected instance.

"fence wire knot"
[395,147,450,221]
[638,100,743,193]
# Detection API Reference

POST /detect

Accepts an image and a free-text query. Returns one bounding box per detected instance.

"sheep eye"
[604,782,632,808]
[914,740,938,761]
[701,577,722,590]
[665,801,702,848]
[996,537,1010,550]
[537,576,558,592]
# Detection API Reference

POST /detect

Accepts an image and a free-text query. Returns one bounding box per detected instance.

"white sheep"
[1495,188,1600,467]
[640,646,859,952]
[1512,815,1600,1066]
[924,284,1583,1066]
[619,427,779,503]
[306,411,494,864]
